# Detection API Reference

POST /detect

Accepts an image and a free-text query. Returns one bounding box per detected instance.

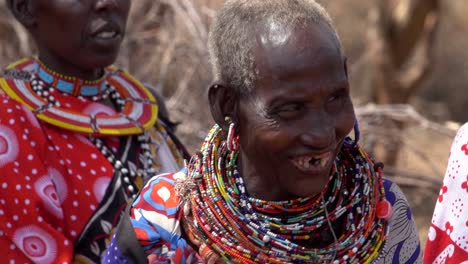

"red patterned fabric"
[129,171,201,263]
[425,123,468,263]
[0,94,119,263]
[0,58,186,263]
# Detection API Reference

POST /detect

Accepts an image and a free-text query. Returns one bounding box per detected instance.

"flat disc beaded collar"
[0,58,158,136]
[186,124,390,263]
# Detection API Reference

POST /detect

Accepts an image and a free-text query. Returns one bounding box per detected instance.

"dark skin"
[209,21,355,202]
[8,0,130,81]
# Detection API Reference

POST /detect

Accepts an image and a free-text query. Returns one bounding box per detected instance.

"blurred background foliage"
[1,0,467,248]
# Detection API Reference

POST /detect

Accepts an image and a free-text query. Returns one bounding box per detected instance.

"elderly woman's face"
[31,0,130,75]
[237,22,355,200]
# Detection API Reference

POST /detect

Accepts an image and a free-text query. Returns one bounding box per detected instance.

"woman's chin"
[286,175,329,199]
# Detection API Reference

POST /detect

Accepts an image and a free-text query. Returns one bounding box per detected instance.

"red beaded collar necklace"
[0,58,158,136]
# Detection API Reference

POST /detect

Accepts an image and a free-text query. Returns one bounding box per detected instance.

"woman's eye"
[328,95,339,103]
[272,103,303,119]
[328,91,346,104]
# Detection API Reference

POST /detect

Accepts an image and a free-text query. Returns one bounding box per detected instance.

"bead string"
[187,124,389,263]
[30,77,121,109]
[36,58,107,84]
[89,131,156,199]
[30,62,158,198]
[1,58,158,135]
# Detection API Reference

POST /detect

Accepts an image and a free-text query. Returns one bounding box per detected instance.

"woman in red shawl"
[0,0,187,263]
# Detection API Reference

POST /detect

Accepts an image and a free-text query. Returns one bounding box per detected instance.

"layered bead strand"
[30,78,60,108]
[188,124,389,263]
[89,130,156,199]
[28,63,158,199]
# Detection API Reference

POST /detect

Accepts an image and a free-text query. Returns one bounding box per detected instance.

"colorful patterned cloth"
[105,170,422,263]
[425,123,468,263]
[0,59,186,264]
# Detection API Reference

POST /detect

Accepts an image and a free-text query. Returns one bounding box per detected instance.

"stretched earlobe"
[208,83,238,131]
[9,0,36,28]
[225,117,240,151]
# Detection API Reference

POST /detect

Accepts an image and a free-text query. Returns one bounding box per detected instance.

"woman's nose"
[298,115,335,149]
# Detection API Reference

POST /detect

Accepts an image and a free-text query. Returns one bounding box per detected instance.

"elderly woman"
[0,0,186,263]
[105,0,421,263]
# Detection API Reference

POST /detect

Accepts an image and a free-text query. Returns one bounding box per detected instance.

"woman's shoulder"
[382,178,412,214]
[131,170,188,216]
[138,170,188,195]
[382,177,407,202]
[375,177,422,263]
[0,93,45,140]
[459,122,468,133]
[0,93,28,111]
[450,122,468,156]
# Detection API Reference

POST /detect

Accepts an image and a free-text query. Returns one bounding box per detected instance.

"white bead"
[183,202,191,216]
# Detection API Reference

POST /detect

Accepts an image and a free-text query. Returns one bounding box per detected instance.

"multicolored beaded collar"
[35,59,109,97]
[0,58,158,135]
[185,124,390,263]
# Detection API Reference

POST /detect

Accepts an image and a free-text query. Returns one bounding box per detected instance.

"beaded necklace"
[0,58,161,198]
[0,58,158,135]
[187,124,390,263]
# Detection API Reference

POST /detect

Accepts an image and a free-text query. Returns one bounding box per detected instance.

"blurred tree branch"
[368,0,440,166]
[372,0,440,104]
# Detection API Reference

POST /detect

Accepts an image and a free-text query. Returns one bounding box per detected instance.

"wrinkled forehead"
[252,21,343,78]
[255,18,340,55]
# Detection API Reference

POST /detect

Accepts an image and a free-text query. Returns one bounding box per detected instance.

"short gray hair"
[208,0,342,95]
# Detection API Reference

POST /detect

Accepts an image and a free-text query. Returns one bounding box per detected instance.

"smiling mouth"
[94,30,120,40]
[291,152,333,173]
[89,18,122,42]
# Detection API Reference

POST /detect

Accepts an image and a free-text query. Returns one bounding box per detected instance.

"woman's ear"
[8,0,36,28]
[208,83,238,130]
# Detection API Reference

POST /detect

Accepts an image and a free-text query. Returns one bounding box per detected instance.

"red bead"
[376,200,393,220]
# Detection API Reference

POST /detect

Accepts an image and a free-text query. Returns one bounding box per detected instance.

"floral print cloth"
[0,91,183,263]
[425,123,468,263]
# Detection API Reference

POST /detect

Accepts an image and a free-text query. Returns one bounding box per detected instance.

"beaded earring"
[374,162,393,220]
[353,119,361,147]
[225,117,239,152]
[344,118,360,148]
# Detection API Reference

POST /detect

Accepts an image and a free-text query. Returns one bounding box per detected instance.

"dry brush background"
[1,0,468,248]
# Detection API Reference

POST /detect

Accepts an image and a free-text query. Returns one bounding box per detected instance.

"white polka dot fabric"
[0,95,114,263]
[425,123,468,263]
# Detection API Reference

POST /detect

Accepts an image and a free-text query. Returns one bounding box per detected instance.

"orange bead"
[376,200,393,220]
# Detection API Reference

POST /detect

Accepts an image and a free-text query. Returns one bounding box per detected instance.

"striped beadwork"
[187,124,389,263]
